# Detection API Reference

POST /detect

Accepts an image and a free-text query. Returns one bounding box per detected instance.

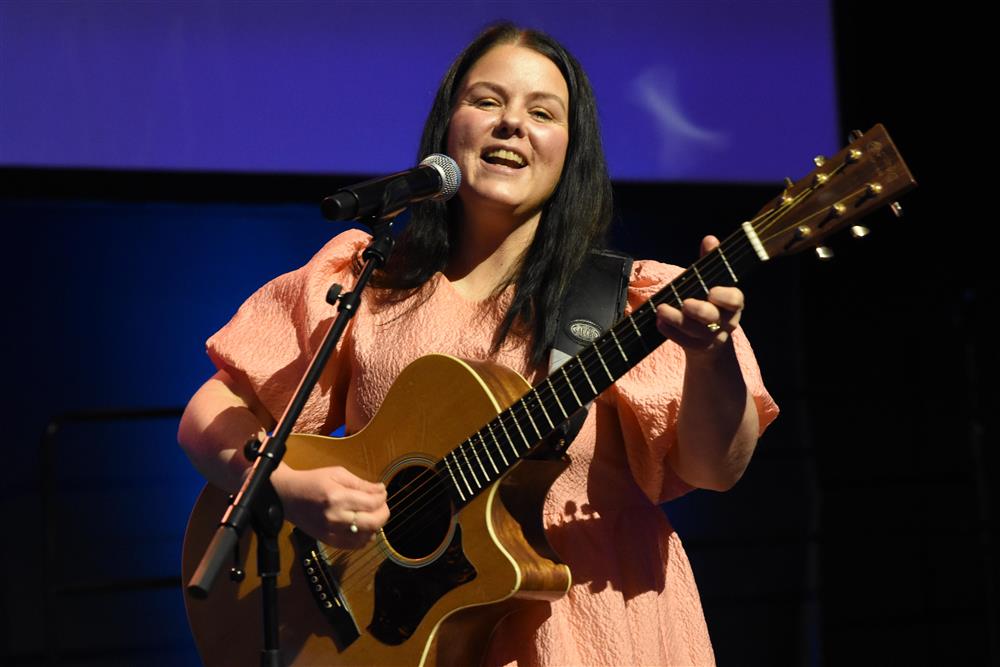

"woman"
[179,23,778,666]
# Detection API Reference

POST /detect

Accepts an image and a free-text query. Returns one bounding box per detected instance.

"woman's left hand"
[654,235,743,354]
[656,234,759,491]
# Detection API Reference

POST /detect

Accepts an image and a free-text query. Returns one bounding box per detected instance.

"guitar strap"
[547,248,633,451]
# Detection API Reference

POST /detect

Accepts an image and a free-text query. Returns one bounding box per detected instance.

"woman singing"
[180,22,778,666]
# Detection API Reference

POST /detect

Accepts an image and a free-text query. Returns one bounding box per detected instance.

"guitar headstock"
[750,124,916,260]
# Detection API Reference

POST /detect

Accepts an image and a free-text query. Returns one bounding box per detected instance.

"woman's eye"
[531,109,554,120]
[476,99,499,108]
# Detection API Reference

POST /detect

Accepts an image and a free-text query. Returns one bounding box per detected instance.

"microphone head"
[420,153,461,201]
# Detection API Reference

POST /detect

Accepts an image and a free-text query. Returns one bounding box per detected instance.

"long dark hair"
[375,22,614,366]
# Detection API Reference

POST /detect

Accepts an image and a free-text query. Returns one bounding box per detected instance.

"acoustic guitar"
[182,125,915,665]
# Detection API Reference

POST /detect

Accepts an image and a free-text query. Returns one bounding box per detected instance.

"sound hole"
[383,464,453,560]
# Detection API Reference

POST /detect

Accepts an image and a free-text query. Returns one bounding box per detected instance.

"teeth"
[485,149,525,166]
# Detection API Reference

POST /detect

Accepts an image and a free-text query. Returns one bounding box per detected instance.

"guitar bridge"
[291,528,360,651]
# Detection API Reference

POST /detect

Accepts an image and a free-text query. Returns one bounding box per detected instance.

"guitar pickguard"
[369,524,476,645]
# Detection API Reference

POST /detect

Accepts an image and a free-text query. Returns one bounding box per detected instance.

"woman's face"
[446,44,570,222]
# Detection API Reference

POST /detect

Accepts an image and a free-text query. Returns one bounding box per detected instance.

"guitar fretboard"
[435,225,767,507]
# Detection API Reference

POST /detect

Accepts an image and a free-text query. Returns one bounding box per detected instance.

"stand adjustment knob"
[244,437,262,462]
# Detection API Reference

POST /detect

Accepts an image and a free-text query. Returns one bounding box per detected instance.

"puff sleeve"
[608,259,780,504]
[205,229,371,435]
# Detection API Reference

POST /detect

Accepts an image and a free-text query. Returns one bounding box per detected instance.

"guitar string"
[367,138,859,524]
[362,171,824,526]
[328,193,826,596]
[322,170,851,595]
[322,197,805,595]
[324,230,774,596]
[354,167,882,595]
[357,143,857,553]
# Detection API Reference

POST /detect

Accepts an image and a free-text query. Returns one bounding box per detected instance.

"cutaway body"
[182,354,571,666]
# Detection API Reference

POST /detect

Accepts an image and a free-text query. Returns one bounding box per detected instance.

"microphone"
[321,154,461,222]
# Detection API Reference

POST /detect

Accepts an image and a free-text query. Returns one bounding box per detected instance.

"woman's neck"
[445,205,540,302]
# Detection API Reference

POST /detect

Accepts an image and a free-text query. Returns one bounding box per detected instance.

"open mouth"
[482,147,527,169]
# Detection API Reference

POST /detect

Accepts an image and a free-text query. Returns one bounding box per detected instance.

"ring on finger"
[350,510,359,534]
[706,322,722,333]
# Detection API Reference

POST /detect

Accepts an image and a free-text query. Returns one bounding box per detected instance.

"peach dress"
[207,230,779,666]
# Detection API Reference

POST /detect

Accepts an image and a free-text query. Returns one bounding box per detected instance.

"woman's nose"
[495,106,526,138]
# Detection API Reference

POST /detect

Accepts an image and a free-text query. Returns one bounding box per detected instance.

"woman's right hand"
[179,369,389,550]
[271,465,390,550]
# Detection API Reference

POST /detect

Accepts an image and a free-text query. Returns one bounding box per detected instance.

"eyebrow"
[465,81,568,113]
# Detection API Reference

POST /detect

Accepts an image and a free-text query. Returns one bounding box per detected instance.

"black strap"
[548,249,633,450]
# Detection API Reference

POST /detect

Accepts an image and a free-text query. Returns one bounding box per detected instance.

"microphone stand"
[186,214,396,667]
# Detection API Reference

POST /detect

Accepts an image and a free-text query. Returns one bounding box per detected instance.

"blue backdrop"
[1,0,837,181]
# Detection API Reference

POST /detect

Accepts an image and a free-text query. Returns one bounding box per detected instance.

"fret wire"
[561,366,583,407]
[486,422,510,466]
[693,251,751,297]
[708,253,734,280]
[716,247,738,283]
[478,432,500,474]
[450,451,474,495]
[692,264,710,295]
[670,282,683,307]
[520,398,542,439]
[533,387,555,429]
[577,358,598,395]
[508,407,532,448]
[677,272,700,300]
[592,342,614,382]
[469,441,489,480]
[609,328,629,362]
[442,456,466,501]
[637,302,659,330]
[616,331,645,362]
[496,417,522,457]
[546,377,569,418]
[626,315,651,354]
[459,445,481,488]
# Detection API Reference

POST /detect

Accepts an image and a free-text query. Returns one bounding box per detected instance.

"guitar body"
[182,354,572,666]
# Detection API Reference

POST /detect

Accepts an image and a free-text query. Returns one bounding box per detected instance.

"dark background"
[1,2,993,665]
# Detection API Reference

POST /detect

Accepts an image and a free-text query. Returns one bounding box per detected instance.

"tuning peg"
[813,155,826,166]
[849,129,863,142]
[813,172,829,186]
[847,148,863,163]
[890,201,904,218]
[819,202,846,229]
[865,182,884,197]
[784,176,795,189]
[815,246,834,260]
[850,225,870,238]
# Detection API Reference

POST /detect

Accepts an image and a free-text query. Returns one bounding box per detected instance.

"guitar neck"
[435,123,916,507]
[436,227,766,507]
